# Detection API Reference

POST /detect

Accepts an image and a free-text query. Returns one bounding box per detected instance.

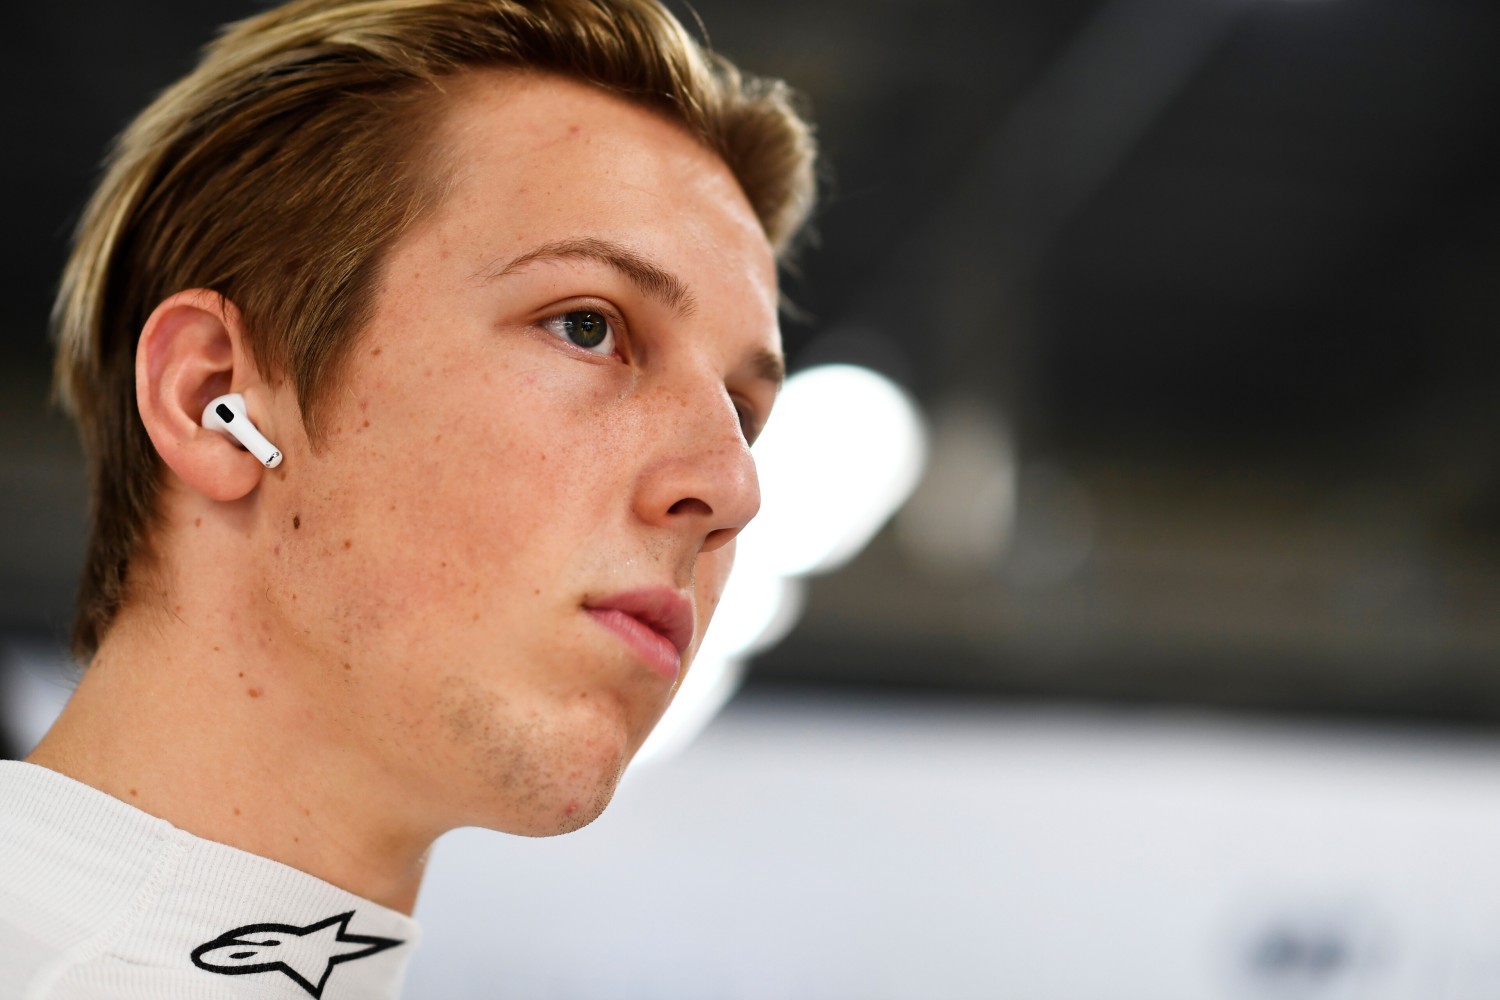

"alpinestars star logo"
[190,911,403,998]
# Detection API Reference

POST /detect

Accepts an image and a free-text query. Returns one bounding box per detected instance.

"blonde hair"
[53,0,816,662]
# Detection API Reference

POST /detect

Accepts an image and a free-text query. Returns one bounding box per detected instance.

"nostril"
[667,497,713,517]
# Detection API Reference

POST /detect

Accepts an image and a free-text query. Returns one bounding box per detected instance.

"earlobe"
[136,289,273,502]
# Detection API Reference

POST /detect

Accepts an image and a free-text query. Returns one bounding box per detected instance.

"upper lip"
[584,587,696,656]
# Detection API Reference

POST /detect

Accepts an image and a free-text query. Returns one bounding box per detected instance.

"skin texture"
[28,72,782,915]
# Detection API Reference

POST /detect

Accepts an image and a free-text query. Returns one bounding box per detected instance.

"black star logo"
[190,911,403,998]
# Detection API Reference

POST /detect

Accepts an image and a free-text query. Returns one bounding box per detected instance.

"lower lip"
[586,608,681,681]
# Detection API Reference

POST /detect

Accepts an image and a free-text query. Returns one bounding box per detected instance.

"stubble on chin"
[432,673,628,837]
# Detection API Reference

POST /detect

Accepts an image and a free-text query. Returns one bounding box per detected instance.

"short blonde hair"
[53,0,817,662]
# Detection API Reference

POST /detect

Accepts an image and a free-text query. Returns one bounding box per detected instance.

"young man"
[0,1,815,996]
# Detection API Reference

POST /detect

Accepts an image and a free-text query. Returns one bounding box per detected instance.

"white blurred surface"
[409,690,1500,1000]
[1,638,75,757]
[11,639,1500,999]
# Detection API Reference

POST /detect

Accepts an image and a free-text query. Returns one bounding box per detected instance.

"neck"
[27,606,433,916]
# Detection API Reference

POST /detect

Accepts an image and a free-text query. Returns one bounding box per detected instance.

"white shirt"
[0,761,420,999]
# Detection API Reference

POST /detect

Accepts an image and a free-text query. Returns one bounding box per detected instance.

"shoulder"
[0,760,185,998]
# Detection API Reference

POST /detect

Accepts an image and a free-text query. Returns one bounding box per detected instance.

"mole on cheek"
[293,515,301,530]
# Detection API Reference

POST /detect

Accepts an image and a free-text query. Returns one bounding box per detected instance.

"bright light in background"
[638,364,928,762]
[739,364,928,579]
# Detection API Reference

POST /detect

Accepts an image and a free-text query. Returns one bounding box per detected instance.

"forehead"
[416,70,779,320]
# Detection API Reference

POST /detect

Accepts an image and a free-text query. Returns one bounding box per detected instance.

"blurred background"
[4,0,1500,997]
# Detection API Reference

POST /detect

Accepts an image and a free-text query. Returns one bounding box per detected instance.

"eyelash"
[538,301,626,359]
[536,301,766,444]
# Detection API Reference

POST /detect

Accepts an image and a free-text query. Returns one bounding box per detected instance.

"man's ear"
[136,289,275,502]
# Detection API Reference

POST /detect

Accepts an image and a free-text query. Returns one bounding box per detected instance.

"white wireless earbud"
[202,393,282,468]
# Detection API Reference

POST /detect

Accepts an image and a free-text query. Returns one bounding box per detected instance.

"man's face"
[255,73,780,837]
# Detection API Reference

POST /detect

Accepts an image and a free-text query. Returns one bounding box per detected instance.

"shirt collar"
[2,760,421,999]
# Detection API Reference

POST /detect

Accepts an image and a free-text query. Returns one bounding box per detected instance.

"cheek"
[386,371,625,571]
[265,363,629,654]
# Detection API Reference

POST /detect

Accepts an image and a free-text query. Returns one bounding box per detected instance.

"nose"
[632,381,761,554]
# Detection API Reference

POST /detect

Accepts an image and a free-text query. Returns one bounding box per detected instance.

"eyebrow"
[483,237,697,317]
[484,236,786,391]
[747,347,786,393]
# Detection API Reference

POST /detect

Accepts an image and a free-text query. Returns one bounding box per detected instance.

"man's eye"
[736,400,763,445]
[543,310,615,355]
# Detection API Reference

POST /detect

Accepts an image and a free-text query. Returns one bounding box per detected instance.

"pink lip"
[583,588,695,681]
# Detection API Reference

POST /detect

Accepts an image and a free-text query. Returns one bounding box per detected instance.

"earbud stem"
[202,394,283,468]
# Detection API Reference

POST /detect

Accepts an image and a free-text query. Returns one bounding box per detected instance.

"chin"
[430,664,664,837]
[441,693,641,836]
[539,779,619,836]
[489,743,628,838]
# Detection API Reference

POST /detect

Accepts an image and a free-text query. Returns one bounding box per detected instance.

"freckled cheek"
[275,353,632,644]
[348,379,621,599]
